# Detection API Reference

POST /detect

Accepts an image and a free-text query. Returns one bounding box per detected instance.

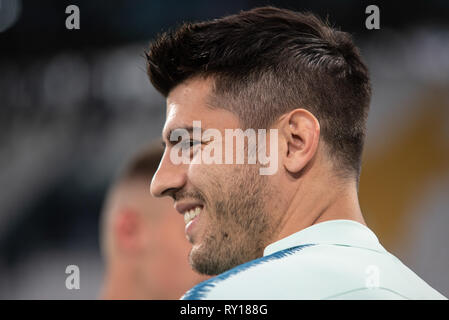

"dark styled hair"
[145,6,371,180]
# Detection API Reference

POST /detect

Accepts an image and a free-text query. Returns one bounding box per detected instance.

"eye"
[181,139,201,150]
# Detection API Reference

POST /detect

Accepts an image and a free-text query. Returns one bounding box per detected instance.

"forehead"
[163,78,239,137]
[166,78,211,123]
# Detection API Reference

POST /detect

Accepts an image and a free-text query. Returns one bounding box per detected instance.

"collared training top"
[181,219,447,299]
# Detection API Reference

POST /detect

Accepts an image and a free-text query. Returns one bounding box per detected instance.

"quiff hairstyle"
[145,6,371,181]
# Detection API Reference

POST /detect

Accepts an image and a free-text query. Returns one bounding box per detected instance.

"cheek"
[187,163,204,182]
[188,162,220,187]
[189,162,238,198]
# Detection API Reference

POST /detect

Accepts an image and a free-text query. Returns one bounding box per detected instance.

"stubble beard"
[189,164,277,275]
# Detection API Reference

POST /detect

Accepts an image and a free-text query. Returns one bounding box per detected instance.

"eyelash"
[180,139,201,150]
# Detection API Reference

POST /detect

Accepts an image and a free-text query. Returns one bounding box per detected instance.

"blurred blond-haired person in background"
[99,144,208,299]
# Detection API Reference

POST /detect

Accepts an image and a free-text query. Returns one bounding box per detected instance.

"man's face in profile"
[151,77,280,275]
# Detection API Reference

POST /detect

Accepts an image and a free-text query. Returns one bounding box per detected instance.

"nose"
[150,148,187,198]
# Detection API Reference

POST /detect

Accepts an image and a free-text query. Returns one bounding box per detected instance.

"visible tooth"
[183,207,202,225]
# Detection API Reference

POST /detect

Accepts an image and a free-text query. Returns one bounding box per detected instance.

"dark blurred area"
[0,0,448,298]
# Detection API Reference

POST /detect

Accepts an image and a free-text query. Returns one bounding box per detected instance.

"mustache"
[173,189,207,203]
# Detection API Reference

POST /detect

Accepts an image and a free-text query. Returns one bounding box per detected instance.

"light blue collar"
[263,219,386,256]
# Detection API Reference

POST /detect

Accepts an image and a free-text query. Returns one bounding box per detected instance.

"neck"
[273,170,366,244]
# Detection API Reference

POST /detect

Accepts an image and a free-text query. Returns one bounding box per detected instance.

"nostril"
[161,187,180,200]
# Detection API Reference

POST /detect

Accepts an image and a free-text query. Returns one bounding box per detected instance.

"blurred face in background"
[102,178,207,299]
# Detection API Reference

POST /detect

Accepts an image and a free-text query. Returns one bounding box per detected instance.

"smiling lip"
[175,201,204,215]
[185,212,201,239]
[174,201,204,239]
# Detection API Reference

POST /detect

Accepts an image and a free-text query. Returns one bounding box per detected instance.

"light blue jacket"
[182,219,447,299]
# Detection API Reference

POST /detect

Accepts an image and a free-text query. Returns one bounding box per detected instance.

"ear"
[113,208,145,254]
[280,109,320,174]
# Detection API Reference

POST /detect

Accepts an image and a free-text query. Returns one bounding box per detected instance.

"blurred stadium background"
[0,0,448,299]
